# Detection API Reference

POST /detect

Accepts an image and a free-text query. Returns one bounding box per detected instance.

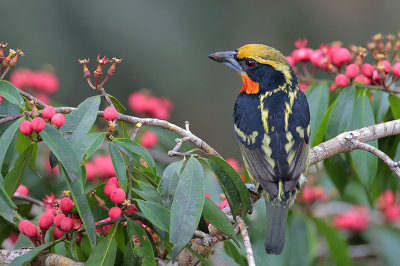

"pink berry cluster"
[297,185,327,204]
[139,131,159,149]
[10,69,59,104]
[19,105,65,138]
[128,90,173,120]
[333,205,370,232]
[18,193,81,246]
[378,190,400,222]
[287,33,400,91]
[85,155,116,181]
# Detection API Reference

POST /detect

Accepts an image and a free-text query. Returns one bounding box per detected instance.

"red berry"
[140,131,158,149]
[54,213,66,228]
[107,176,121,187]
[128,92,148,113]
[38,212,54,230]
[332,48,351,66]
[59,197,75,213]
[109,207,122,219]
[18,220,31,234]
[53,227,64,239]
[104,182,118,197]
[392,62,400,77]
[378,190,395,210]
[15,184,28,196]
[51,113,65,128]
[103,106,118,120]
[361,63,374,77]
[20,120,33,136]
[335,74,348,87]
[31,117,45,132]
[372,70,380,82]
[110,188,126,204]
[346,64,360,79]
[381,60,391,74]
[60,217,74,232]
[42,106,56,119]
[384,205,400,222]
[24,222,39,238]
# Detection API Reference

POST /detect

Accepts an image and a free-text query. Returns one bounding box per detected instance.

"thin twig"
[13,193,46,208]
[237,217,255,266]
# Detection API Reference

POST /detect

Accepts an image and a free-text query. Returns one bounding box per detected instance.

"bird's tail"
[264,199,289,254]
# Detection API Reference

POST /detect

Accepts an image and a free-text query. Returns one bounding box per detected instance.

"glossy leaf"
[170,157,205,258]
[0,118,23,178]
[0,97,19,117]
[0,184,17,224]
[60,95,100,144]
[312,101,335,146]
[4,144,34,196]
[9,240,55,266]
[158,160,183,196]
[326,86,355,140]
[313,218,351,266]
[306,81,329,146]
[41,124,82,182]
[125,218,156,266]
[389,94,400,119]
[136,200,170,232]
[0,80,24,106]
[365,226,400,266]
[108,94,126,113]
[109,142,128,192]
[224,240,247,265]
[349,92,377,187]
[72,132,105,160]
[132,181,164,204]
[372,90,390,122]
[205,155,250,218]
[202,197,239,245]
[114,138,157,174]
[86,224,118,266]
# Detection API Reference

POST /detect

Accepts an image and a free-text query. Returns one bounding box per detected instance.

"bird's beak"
[208,51,244,74]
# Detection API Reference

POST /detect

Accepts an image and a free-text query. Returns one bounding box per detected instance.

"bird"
[209,44,310,254]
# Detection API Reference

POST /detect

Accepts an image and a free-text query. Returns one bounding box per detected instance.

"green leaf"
[64,170,96,250]
[158,160,183,196]
[306,81,329,147]
[312,101,335,146]
[349,92,377,187]
[205,155,250,218]
[86,224,118,266]
[364,226,400,266]
[16,132,38,168]
[9,241,55,266]
[132,181,164,204]
[372,90,390,122]
[125,218,156,266]
[170,157,205,258]
[114,138,157,175]
[136,200,170,232]
[72,132,105,160]
[108,94,127,113]
[109,142,128,192]
[4,144,34,196]
[202,197,239,245]
[285,215,315,266]
[313,218,352,266]
[1,132,17,177]
[0,97,19,116]
[224,240,247,265]
[41,124,82,182]
[389,94,400,119]
[60,96,100,144]
[326,86,355,140]
[0,118,23,178]
[324,155,350,194]
[0,80,24,106]
[0,184,17,224]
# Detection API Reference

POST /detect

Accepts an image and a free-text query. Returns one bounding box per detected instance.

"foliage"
[1,33,400,265]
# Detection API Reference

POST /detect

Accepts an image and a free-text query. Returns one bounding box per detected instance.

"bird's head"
[209,44,294,95]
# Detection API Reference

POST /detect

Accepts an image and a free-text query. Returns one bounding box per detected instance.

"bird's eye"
[245,59,256,68]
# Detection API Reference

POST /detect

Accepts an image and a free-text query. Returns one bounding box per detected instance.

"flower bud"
[20,120,33,136]
[51,113,65,128]
[60,217,74,232]
[345,64,360,79]
[110,188,126,204]
[42,106,56,119]
[335,74,348,87]
[59,197,74,213]
[109,207,122,220]
[31,117,45,132]
[103,106,118,120]
[53,227,64,239]
[38,212,54,230]
[54,213,66,228]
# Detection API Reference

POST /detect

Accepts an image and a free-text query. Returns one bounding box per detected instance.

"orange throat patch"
[240,73,259,94]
